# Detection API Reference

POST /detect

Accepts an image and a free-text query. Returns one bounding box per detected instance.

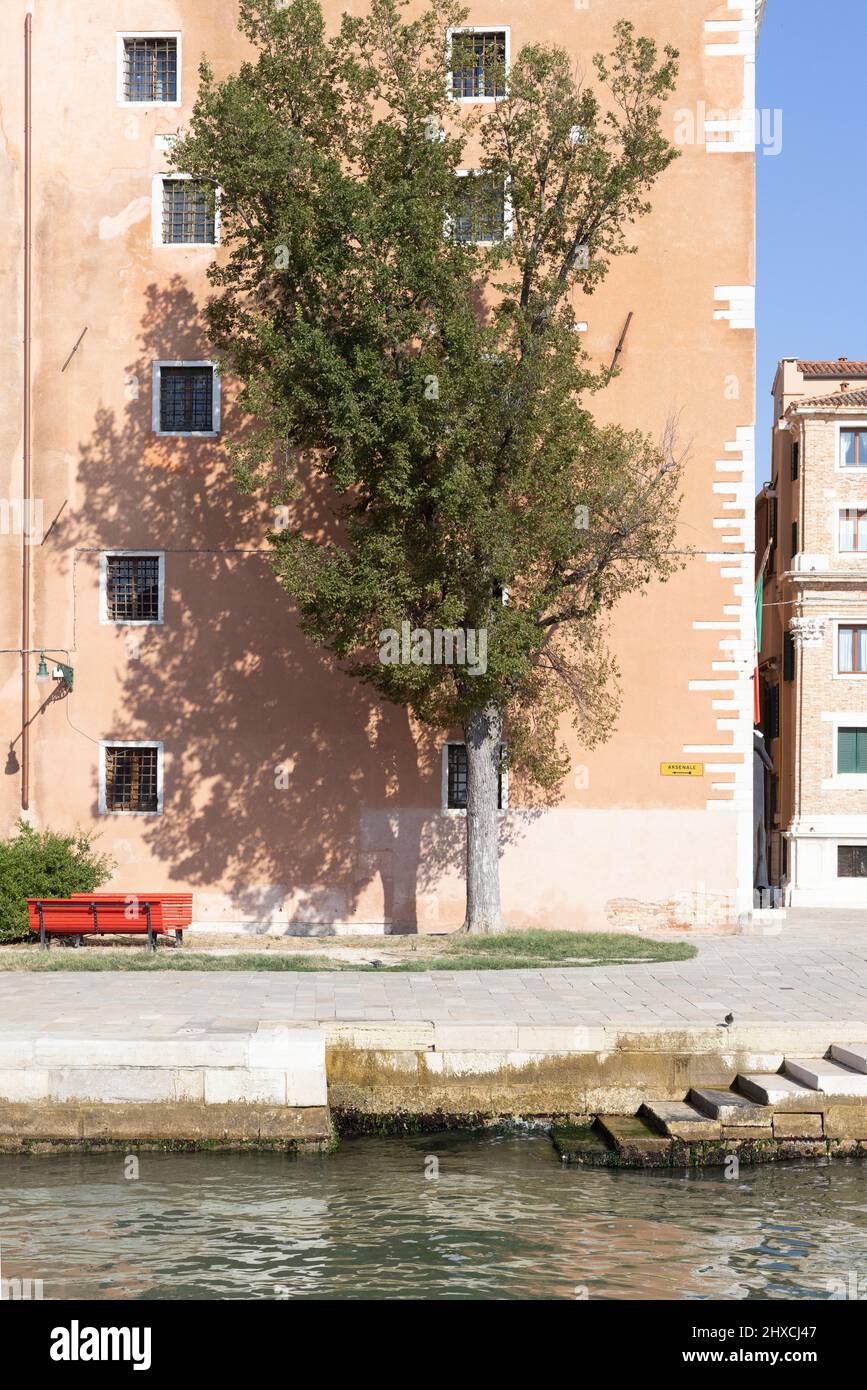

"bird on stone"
[718,1012,734,1028]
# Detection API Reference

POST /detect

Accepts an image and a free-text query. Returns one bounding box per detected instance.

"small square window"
[105,555,162,623]
[153,363,219,435]
[839,509,867,553]
[449,29,508,99]
[445,743,505,809]
[123,37,177,102]
[452,174,507,244]
[838,844,867,877]
[161,179,216,245]
[101,744,161,814]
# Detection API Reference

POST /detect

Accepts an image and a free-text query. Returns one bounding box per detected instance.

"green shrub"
[0,822,114,943]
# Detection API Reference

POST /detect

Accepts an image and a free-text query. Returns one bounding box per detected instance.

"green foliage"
[0,822,114,943]
[174,0,683,789]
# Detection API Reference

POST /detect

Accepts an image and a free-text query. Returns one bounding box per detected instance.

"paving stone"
[772,1113,824,1139]
[823,1105,867,1140]
[721,1125,774,1140]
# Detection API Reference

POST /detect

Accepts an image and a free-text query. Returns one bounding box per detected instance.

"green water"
[2,1133,865,1300]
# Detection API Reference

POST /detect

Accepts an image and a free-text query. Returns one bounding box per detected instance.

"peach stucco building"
[0,2,761,933]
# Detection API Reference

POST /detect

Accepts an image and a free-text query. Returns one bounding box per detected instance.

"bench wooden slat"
[27,897,168,947]
[69,892,192,928]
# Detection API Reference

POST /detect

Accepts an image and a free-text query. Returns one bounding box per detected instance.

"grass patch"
[0,930,695,971]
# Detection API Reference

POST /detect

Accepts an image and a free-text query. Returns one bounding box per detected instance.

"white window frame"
[99,741,164,816]
[449,169,513,244]
[440,740,509,814]
[99,551,165,627]
[152,173,221,248]
[116,32,182,108]
[821,711,867,789]
[831,617,867,678]
[834,502,867,560]
[835,420,867,472]
[152,361,221,437]
[446,26,510,103]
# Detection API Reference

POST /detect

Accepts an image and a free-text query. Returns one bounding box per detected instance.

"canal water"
[2,1132,865,1300]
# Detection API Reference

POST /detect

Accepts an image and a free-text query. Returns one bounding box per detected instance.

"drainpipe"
[21,12,32,811]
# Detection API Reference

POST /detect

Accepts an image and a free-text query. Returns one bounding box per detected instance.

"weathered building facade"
[759,357,867,907]
[1,2,759,933]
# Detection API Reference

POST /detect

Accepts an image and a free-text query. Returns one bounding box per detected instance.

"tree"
[174,0,683,933]
[0,823,114,943]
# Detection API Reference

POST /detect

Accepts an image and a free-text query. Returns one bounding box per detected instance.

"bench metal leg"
[175,930,183,948]
[37,903,49,950]
[146,903,156,952]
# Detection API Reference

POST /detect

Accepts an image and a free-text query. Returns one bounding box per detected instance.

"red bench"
[71,892,192,941]
[27,897,168,951]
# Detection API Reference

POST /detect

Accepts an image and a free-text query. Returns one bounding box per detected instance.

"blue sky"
[756,0,867,480]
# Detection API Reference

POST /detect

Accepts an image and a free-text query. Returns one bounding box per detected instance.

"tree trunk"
[461,703,506,935]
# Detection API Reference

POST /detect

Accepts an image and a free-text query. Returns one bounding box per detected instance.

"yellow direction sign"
[660,762,704,777]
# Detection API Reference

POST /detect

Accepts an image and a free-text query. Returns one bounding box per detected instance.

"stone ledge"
[0,1101,333,1147]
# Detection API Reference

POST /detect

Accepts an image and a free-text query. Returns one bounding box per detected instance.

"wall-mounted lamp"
[36,651,74,692]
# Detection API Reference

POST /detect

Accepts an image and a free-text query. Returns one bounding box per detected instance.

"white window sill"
[153,430,219,438]
[101,619,163,628]
[822,777,867,790]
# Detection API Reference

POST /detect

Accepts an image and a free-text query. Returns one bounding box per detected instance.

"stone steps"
[636,1042,867,1150]
[783,1056,867,1097]
[830,1043,867,1073]
[639,1099,721,1141]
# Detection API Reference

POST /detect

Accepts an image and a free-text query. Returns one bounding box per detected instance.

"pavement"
[1,910,865,1035]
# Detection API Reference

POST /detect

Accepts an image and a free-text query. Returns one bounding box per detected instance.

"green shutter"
[839,728,858,773]
[838,727,867,773]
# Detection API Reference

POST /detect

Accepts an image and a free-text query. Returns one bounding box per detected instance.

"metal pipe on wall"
[21,12,32,811]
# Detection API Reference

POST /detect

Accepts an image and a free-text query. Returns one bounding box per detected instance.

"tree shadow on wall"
[58,276,499,932]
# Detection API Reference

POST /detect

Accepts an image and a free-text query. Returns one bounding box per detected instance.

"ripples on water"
[2,1133,865,1300]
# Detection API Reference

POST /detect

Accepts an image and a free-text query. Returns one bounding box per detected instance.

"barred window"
[159,366,214,432]
[106,556,161,622]
[838,845,867,877]
[450,30,507,99]
[452,175,506,245]
[123,37,178,102]
[161,179,216,244]
[446,743,504,809]
[104,746,159,813]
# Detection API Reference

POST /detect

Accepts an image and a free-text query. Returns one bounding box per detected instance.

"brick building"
[758,358,867,906]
